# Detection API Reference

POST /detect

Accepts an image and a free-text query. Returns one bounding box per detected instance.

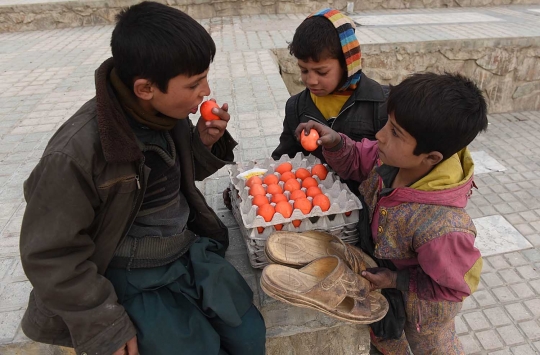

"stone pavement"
[1,4,540,354]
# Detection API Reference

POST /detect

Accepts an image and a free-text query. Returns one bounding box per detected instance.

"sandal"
[260,256,389,324]
[265,231,378,274]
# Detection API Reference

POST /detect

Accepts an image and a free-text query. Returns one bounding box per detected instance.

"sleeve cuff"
[396,269,410,291]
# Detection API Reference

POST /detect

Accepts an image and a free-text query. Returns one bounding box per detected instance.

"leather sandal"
[260,255,389,324]
[265,230,378,274]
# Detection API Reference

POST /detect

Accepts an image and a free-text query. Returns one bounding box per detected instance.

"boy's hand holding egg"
[197,99,230,149]
[296,121,342,150]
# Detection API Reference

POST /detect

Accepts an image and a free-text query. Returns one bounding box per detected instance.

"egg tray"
[230,183,360,268]
[229,152,362,229]
[228,152,363,269]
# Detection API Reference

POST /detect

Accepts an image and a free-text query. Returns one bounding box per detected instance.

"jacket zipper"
[305,102,356,130]
[121,157,146,241]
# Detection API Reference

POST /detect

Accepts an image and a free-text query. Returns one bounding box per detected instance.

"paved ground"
[0,4,540,354]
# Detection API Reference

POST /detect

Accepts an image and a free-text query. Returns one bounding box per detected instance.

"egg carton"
[230,185,360,268]
[229,153,362,229]
[228,152,363,269]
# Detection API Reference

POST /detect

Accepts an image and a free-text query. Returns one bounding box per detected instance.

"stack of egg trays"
[228,152,363,269]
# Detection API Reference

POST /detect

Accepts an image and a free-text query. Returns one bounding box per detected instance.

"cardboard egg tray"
[228,152,363,269]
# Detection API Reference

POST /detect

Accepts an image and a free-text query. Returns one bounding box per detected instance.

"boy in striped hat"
[271,8,388,169]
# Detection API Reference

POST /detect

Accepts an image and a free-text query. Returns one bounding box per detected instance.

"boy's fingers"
[212,107,230,122]
[294,123,308,139]
[220,102,229,113]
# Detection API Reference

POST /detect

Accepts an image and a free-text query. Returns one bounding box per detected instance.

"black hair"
[388,72,488,160]
[288,16,346,70]
[111,1,216,93]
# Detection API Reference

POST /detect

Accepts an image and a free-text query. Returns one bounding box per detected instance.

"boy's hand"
[222,187,232,210]
[113,335,138,355]
[197,100,230,149]
[361,267,397,291]
[295,121,341,150]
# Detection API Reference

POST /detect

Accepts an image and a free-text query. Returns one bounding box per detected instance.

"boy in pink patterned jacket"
[296,72,487,354]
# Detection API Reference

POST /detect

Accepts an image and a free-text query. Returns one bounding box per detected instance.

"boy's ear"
[133,78,154,101]
[424,151,444,166]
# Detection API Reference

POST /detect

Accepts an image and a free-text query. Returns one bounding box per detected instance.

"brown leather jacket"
[19,58,237,355]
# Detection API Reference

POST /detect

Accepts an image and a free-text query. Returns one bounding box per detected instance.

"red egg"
[200,100,220,121]
[300,129,319,151]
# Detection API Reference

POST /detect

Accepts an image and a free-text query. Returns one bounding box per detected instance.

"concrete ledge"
[2,0,540,33]
[276,37,540,113]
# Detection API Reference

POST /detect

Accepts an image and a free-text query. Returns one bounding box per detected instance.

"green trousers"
[106,237,266,355]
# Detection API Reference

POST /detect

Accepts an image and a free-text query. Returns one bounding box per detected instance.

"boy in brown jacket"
[19,2,265,354]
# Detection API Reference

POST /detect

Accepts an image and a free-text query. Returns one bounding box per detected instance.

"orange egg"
[275,224,283,231]
[345,211,352,217]
[292,220,302,228]
[266,184,283,195]
[275,162,293,175]
[249,184,266,197]
[302,177,318,189]
[252,194,269,207]
[200,100,220,121]
[275,201,293,218]
[306,186,322,198]
[300,129,319,151]
[246,175,263,188]
[295,168,311,180]
[257,204,275,222]
[313,194,331,212]
[271,193,288,204]
[263,174,279,185]
[311,164,328,180]
[293,197,312,215]
[257,227,264,234]
[290,189,307,201]
[284,178,301,192]
[280,171,295,182]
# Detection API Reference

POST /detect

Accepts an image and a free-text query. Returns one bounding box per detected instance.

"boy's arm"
[190,120,238,181]
[322,133,378,182]
[21,153,136,354]
[399,231,482,302]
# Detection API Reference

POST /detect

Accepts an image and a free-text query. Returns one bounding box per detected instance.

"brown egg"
[302,177,318,189]
[257,204,275,222]
[293,197,312,215]
[263,174,279,185]
[306,186,322,198]
[249,184,266,197]
[266,184,283,195]
[246,175,263,188]
[312,194,331,212]
[284,178,301,192]
[311,164,328,180]
[290,189,307,201]
[295,168,311,180]
[252,194,269,207]
[279,171,295,182]
[271,193,288,204]
[275,201,293,218]
[275,162,293,175]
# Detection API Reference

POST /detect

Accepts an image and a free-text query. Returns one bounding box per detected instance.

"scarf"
[309,8,362,92]
[109,68,177,131]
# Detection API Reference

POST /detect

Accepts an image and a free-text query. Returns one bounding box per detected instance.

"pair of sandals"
[261,231,389,324]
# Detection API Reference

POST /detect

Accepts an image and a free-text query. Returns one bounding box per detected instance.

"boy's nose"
[305,73,318,86]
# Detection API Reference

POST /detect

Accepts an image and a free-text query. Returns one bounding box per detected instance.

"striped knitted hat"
[309,8,362,91]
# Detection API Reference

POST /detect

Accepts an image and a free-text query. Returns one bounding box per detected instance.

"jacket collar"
[301,73,387,121]
[95,58,144,163]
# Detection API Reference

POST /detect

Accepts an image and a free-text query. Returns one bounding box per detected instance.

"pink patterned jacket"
[323,134,482,302]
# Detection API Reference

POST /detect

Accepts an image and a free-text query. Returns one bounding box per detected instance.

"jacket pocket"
[98,175,139,199]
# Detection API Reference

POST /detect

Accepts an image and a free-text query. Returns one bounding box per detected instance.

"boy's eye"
[190,82,199,89]
[300,69,308,74]
[317,72,328,76]
[391,128,398,137]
